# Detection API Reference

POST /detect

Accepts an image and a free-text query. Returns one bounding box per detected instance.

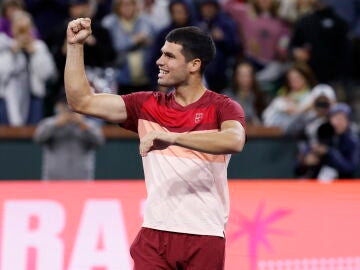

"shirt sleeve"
[218,97,246,128]
[120,91,153,133]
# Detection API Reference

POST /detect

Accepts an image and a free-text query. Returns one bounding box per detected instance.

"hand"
[211,27,224,40]
[67,18,92,45]
[56,113,72,126]
[132,33,148,45]
[85,34,97,46]
[139,131,177,157]
[12,34,34,53]
[303,152,320,166]
[69,113,84,124]
[311,143,328,156]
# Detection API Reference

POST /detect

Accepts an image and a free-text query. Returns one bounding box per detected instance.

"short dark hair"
[165,26,216,73]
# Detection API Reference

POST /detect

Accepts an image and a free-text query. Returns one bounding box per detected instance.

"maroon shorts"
[130,227,225,270]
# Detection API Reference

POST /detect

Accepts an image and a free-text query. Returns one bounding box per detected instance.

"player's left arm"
[139,120,245,157]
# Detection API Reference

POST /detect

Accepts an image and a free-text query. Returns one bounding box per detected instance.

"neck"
[173,78,206,106]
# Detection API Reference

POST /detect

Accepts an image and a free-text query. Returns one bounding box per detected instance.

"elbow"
[66,92,91,115]
[229,136,246,153]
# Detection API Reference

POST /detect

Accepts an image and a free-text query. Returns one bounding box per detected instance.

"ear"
[189,58,202,73]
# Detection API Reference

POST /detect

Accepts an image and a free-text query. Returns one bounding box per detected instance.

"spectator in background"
[262,62,316,132]
[197,0,240,92]
[325,0,360,122]
[102,0,154,94]
[289,83,337,137]
[277,0,316,24]
[0,11,56,126]
[140,0,170,33]
[295,103,360,181]
[24,0,69,40]
[289,0,349,84]
[148,0,194,90]
[0,0,38,37]
[0,0,24,36]
[93,0,113,21]
[223,61,266,125]
[33,96,105,180]
[223,0,290,71]
[47,0,115,114]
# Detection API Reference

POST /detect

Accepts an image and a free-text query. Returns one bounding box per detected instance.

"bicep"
[75,93,127,123]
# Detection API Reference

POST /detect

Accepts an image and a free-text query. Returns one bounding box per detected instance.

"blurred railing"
[0,124,284,139]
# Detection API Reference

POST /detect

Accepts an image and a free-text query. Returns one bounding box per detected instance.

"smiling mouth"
[158,69,169,78]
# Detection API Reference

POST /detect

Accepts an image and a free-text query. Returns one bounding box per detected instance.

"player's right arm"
[64,18,127,123]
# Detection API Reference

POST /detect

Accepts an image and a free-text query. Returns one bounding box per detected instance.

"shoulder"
[102,14,117,27]
[121,90,163,106]
[207,90,245,119]
[345,129,360,144]
[207,90,240,106]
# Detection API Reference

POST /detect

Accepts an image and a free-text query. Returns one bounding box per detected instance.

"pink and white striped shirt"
[121,90,245,237]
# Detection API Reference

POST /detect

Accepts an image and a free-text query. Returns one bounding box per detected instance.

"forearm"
[326,148,359,173]
[64,44,93,112]
[173,129,245,154]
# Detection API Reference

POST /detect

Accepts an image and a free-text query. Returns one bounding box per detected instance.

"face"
[256,0,273,12]
[314,96,331,116]
[330,113,349,134]
[287,69,307,92]
[156,41,195,87]
[11,13,32,37]
[69,3,91,19]
[116,0,137,20]
[297,0,314,8]
[235,64,254,90]
[171,3,189,26]
[200,3,218,21]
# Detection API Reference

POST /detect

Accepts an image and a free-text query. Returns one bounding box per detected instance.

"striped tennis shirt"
[121,90,245,237]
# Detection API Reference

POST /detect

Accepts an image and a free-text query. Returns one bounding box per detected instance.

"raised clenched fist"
[67,18,92,45]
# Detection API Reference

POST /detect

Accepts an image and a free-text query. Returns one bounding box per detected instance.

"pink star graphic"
[228,201,293,270]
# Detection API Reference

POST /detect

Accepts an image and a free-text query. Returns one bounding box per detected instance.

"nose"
[156,54,163,67]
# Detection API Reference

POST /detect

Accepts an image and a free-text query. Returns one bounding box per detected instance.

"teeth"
[160,70,168,74]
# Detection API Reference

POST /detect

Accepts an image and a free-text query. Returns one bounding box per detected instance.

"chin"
[158,80,171,87]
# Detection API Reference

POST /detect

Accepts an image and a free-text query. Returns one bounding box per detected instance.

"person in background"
[262,62,316,132]
[140,0,170,33]
[24,0,69,40]
[277,0,317,24]
[289,0,349,84]
[197,0,240,92]
[223,0,290,71]
[47,0,115,115]
[0,0,25,36]
[223,61,266,125]
[102,0,154,94]
[33,96,105,180]
[295,103,360,181]
[289,83,337,137]
[0,10,56,126]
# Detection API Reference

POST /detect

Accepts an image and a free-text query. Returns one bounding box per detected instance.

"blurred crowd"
[0,0,359,180]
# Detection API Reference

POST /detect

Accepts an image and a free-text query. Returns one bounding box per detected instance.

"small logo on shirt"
[195,113,203,124]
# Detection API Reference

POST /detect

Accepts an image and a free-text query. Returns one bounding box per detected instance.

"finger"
[139,142,145,157]
[69,20,81,33]
[80,18,91,28]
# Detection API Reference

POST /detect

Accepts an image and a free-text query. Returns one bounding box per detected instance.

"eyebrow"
[160,49,176,58]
